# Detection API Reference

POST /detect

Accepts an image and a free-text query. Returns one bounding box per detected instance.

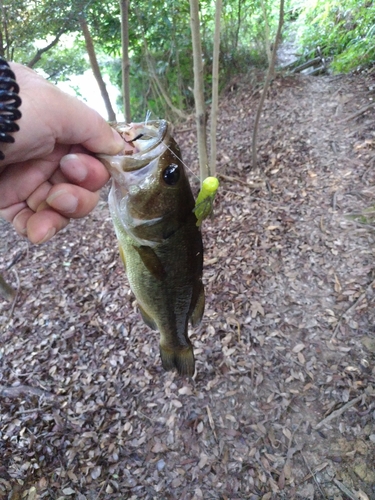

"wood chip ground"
[1,73,375,499]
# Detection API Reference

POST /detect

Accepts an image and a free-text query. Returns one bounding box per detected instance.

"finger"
[59,153,110,191]
[12,207,33,236]
[26,209,70,244]
[49,167,68,185]
[46,184,100,218]
[0,202,28,223]
[26,181,53,212]
[0,144,69,208]
[52,96,125,155]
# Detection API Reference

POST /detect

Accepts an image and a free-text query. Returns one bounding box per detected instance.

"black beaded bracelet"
[0,58,22,161]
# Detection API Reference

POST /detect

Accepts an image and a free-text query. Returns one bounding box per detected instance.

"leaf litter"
[1,72,375,499]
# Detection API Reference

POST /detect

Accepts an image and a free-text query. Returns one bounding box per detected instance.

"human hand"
[0,63,124,244]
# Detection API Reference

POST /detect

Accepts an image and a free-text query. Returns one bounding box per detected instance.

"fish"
[98,120,204,376]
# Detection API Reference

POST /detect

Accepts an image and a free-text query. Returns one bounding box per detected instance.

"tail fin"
[160,344,195,376]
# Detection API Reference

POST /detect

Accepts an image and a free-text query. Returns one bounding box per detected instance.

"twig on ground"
[206,405,217,442]
[6,248,27,271]
[8,267,20,319]
[301,462,329,483]
[315,394,363,430]
[339,102,375,123]
[301,452,327,498]
[0,385,54,399]
[218,172,255,186]
[333,478,362,500]
[176,126,195,133]
[331,278,375,340]
[95,478,110,500]
[332,191,339,211]
[362,155,375,182]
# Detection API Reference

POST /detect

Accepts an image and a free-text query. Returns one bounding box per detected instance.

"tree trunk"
[233,0,242,52]
[292,56,322,73]
[171,7,184,110]
[120,0,131,122]
[260,0,272,67]
[79,15,116,122]
[210,0,222,178]
[189,0,209,184]
[252,0,284,170]
[0,0,9,59]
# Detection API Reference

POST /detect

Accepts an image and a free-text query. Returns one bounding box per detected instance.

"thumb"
[53,94,125,155]
[9,62,125,157]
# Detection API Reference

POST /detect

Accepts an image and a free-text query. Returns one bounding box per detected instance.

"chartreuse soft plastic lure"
[194,176,219,226]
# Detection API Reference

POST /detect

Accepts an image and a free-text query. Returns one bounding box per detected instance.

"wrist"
[0,58,22,162]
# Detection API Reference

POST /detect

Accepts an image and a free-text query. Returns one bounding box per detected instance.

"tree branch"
[27,29,65,68]
[252,0,284,170]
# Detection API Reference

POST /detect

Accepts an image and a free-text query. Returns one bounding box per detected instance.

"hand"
[0,63,124,244]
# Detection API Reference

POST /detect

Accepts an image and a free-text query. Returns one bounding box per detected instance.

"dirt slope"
[1,72,375,499]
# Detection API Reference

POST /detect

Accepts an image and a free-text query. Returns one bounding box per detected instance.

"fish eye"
[163,164,180,185]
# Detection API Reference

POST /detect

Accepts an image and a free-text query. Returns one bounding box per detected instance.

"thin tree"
[209,0,222,178]
[189,0,209,183]
[79,14,116,122]
[233,0,242,52]
[148,60,186,120]
[120,0,131,122]
[252,0,284,170]
[0,0,9,59]
[134,8,186,120]
[260,0,272,66]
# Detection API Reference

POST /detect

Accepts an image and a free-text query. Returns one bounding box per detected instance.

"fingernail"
[12,207,30,235]
[36,201,48,212]
[47,190,78,214]
[35,227,56,244]
[60,154,87,182]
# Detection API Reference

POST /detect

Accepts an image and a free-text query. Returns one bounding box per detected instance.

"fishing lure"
[194,176,219,226]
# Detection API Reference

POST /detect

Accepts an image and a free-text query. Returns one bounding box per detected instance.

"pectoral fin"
[190,282,205,327]
[138,303,158,330]
[133,245,165,281]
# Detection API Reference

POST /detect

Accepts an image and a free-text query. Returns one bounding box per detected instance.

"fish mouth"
[98,120,172,174]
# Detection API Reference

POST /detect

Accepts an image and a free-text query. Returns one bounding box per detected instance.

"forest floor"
[1,70,375,500]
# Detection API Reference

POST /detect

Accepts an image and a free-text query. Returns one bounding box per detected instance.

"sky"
[57,70,123,121]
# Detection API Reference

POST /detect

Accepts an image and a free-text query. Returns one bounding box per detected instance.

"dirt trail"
[1,73,375,499]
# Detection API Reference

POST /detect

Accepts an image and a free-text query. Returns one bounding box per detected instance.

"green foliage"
[0,0,87,62]
[294,0,375,72]
[3,0,283,118]
[38,38,90,83]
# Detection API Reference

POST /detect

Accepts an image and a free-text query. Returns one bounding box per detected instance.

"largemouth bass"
[99,120,204,376]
